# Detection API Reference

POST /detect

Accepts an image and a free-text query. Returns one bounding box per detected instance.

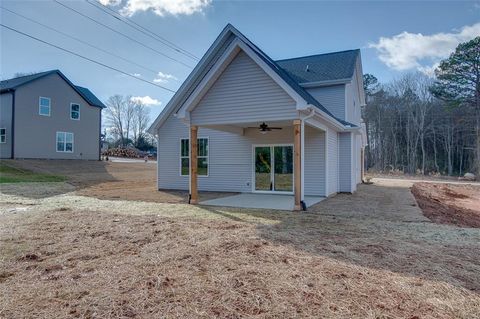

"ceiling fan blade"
[269,127,282,130]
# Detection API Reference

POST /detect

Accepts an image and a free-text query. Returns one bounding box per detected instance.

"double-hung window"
[70,103,80,120]
[0,128,6,143]
[56,132,74,153]
[39,97,51,116]
[180,138,208,176]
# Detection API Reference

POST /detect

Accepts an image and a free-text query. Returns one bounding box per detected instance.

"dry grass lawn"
[1,160,479,318]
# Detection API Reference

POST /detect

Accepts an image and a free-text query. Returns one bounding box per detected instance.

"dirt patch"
[412,182,480,228]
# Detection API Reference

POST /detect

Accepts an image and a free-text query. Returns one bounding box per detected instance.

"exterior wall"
[157,115,326,195]
[191,51,298,126]
[338,132,352,192]
[0,92,13,158]
[345,66,362,125]
[306,85,345,120]
[326,127,338,195]
[355,134,362,184]
[304,125,326,196]
[13,73,101,160]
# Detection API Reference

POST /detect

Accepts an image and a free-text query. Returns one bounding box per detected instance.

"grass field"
[0,162,65,183]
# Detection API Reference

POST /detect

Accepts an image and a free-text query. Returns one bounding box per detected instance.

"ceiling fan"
[249,122,282,134]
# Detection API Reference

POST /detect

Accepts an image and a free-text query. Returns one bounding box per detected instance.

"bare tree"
[131,102,150,146]
[104,95,152,148]
[105,95,126,147]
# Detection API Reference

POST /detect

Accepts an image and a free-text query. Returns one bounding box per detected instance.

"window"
[180,138,208,176]
[56,132,74,153]
[39,97,51,116]
[0,128,5,143]
[70,103,80,120]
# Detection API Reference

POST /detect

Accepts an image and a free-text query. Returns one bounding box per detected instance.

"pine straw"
[1,208,479,319]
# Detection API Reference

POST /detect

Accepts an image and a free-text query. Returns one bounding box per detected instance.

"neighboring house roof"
[149,24,359,133]
[276,50,360,84]
[0,70,106,108]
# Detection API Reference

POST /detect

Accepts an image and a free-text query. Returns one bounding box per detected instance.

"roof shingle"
[276,49,359,84]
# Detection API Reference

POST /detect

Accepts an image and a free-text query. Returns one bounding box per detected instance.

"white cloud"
[99,0,122,6]
[417,63,440,78]
[131,96,162,106]
[131,73,141,77]
[153,71,178,83]
[369,23,480,72]
[119,0,211,17]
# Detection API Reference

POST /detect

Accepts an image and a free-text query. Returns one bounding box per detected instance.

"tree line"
[104,95,155,151]
[363,36,479,176]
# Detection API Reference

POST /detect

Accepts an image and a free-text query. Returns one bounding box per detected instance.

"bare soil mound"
[411,182,480,228]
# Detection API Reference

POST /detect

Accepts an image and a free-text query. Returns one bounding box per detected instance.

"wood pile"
[102,148,141,158]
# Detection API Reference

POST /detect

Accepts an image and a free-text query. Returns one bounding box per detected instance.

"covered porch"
[188,117,328,211]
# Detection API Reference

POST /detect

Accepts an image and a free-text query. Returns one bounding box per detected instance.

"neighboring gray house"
[0,70,105,160]
[148,24,366,209]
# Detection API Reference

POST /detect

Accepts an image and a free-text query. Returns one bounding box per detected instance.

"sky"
[1,0,479,121]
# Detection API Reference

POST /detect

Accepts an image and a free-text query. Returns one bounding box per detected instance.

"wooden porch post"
[190,126,198,204]
[293,120,302,211]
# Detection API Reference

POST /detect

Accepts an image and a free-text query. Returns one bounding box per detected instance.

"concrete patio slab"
[199,193,325,211]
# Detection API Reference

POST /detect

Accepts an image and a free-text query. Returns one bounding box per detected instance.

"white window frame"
[70,103,80,120]
[179,137,209,177]
[56,131,74,153]
[0,128,6,144]
[39,96,51,116]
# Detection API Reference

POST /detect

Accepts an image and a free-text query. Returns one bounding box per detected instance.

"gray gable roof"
[74,86,105,109]
[148,24,358,133]
[276,49,359,84]
[0,70,106,108]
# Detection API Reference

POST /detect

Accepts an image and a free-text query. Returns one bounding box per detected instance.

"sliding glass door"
[254,145,293,193]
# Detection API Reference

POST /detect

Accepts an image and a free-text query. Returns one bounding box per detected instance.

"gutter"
[300,78,352,88]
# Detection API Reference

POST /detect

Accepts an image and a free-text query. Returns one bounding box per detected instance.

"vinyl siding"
[327,127,338,195]
[306,85,345,121]
[304,125,326,196]
[354,134,362,185]
[0,92,13,158]
[345,66,362,125]
[338,132,352,192]
[12,73,101,160]
[157,115,327,195]
[191,51,297,125]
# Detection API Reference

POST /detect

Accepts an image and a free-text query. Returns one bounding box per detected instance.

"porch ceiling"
[203,119,294,129]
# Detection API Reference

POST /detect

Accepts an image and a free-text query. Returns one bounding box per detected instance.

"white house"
[148,24,366,210]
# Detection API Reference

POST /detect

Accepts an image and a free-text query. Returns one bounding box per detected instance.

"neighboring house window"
[70,103,80,120]
[0,128,6,143]
[180,138,208,176]
[39,97,51,116]
[56,132,74,152]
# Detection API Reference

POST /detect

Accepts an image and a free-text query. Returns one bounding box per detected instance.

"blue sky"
[1,0,479,120]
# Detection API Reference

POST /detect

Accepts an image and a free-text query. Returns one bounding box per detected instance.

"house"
[0,70,105,160]
[148,24,366,210]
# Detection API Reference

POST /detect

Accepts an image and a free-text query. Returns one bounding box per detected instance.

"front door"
[254,145,293,193]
